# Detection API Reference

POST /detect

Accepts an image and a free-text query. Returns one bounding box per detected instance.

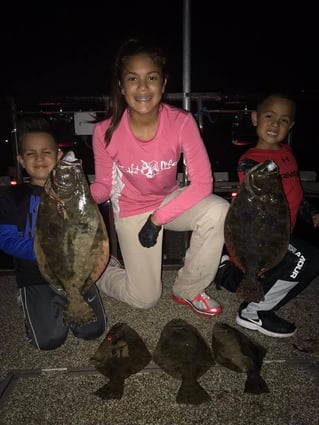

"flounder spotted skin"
[90,322,152,400]
[212,322,269,394]
[152,319,214,404]
[34,151,109,326]
[224,160,290,302]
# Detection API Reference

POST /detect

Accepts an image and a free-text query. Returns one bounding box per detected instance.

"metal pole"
[182,0,191,187]
[183,0,191,112]
[183,0,191,186]
[182,0,191,254]
[8,97,23,183]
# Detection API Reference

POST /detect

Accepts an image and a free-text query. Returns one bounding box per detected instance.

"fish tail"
[236,277,265,303]
[94,380,124,400]
[244,371,270,394]
[63,299,97,326]
[176,378,211,405]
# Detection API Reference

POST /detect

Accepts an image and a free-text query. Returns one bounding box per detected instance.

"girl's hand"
[138,215,162,247]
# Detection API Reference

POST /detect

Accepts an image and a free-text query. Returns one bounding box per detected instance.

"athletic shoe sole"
[172,295,222,318]
[108,256,122,268]
[236,314,296,338]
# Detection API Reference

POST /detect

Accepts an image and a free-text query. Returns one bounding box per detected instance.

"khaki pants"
[97,188,229,308]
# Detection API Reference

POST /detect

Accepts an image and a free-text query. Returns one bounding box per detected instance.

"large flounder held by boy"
[34,151,109,326]
[224,159,290,303]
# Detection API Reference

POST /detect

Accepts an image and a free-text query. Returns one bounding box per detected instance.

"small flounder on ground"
[90,322,152,399]
[224,159,290,302]
[34,151,109,326]
[152,319,214,404]
[212,322,269,394]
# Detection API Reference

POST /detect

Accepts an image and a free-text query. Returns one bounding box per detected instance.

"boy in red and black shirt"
[215,93,319,338]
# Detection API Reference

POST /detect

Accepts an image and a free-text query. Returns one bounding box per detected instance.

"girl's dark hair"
[104,37,167,145]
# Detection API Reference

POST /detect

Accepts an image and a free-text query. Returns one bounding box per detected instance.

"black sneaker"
[236,307,296,338]
[214,255,241,293]
[215,255,231,290]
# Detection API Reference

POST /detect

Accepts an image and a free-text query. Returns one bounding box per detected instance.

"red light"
[232,139,252,146]
[10,180,17,186]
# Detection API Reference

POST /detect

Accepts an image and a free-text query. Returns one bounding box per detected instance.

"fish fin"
[238,158,259,173]
[217,358,243,373]
[244,370,270,394]
[89,237,110,282]
[81,278,94,295]
[63,299,97,326]
[236,276,265,303]
[176,378,211,405]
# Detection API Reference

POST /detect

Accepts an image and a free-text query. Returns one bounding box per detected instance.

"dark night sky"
[1,2,319,175]
[1,2,318,96]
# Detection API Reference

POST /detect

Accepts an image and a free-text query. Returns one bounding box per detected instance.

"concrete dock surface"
[0,267,318,425]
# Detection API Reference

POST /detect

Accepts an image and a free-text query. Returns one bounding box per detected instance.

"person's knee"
[31,333,68,350]
[133,299,159,309]
[198,199,229,233]
[214,198,230,221]
[204,197,229,222]
[24,319,68,350]
[74,320,106,340]
[127,291,161,309]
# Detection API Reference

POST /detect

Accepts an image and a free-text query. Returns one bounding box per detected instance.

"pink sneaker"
[172,292,222,317]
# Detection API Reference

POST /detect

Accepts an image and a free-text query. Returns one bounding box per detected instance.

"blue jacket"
[0,184,47,287]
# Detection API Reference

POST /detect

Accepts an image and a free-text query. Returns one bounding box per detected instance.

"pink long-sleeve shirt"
[90,103,213,225]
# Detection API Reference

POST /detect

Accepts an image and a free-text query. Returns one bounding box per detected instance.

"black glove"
[138,215,162,248]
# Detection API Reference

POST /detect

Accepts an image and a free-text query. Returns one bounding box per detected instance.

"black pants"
[20,283,107,350]
[219,233,319,312]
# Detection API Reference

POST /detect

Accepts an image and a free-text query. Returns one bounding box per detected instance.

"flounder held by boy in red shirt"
[34,151,109,326]
[224,160,290,302]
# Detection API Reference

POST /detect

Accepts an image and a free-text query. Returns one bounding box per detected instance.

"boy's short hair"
[256,91,296,117]
[18,116,53,134]
[17,116,57,153]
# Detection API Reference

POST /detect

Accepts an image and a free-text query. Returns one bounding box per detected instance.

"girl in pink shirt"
[90,38,229,317]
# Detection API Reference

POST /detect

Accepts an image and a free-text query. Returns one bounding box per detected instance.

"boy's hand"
[138,215,162,247]
[312,213,319,228]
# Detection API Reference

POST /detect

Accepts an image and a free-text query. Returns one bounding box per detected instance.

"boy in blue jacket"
[0,117,106,350]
